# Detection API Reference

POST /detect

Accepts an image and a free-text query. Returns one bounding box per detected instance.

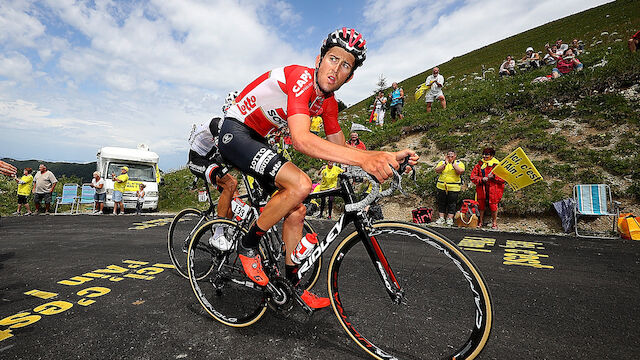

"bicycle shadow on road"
[185,301,369,359]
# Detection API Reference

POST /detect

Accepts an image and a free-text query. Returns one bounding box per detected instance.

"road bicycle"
[167,173,321,289]
[186,163,493,359]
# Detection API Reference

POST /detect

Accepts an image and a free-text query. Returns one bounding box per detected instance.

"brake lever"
[397,155,417,186]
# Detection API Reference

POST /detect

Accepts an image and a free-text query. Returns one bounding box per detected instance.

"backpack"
[460,199,480,217]
[412,207,433,224]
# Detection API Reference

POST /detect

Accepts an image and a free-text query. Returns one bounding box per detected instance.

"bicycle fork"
[357,224,404,304]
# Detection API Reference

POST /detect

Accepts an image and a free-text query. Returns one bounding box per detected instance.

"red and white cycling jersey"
[226,65,341,138]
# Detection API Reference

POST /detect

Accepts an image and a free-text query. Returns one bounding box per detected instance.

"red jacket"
[348,139,366,150]
[470,161,505,206]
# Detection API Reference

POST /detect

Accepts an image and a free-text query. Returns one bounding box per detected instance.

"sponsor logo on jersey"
[267,109,286,127]
[250,148,276,175]
[309,96,324,115]
[222,133,233,144]
[238,95,257,115]
[293,70,313,98]
[269,160,283,177]
[187,162,206,173]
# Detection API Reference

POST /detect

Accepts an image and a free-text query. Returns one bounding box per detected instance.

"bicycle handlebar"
[343,157,414,213]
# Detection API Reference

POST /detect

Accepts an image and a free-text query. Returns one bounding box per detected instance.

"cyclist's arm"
[289,114,418,181]
[288,113,367,166]
[288,114,400,181]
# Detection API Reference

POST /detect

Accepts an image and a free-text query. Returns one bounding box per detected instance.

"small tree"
[370,74,388,109]
[375,74,387,95]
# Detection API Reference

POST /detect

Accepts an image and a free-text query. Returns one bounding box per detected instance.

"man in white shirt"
[499,55,516,77]
[373,92,387,126]
[91,171,106,214]
[424,67,446,113]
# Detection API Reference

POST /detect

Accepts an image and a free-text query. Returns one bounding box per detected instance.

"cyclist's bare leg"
[282,203,306,266]
[215,173,237,219]
[255,162,311,235]
[238,163,310,287]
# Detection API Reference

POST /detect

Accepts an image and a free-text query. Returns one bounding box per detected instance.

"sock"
[241,223,267,249]
[285,264,300,286]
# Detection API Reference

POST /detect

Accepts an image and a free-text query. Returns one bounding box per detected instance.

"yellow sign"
[491,147,543,191]
[124,180,143,192]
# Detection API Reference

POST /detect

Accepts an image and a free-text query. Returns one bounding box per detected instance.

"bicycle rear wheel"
[328,222,492,360]
[167,208,211,279]
[188,219,267,327]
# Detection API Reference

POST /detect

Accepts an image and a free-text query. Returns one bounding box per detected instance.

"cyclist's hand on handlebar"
[361,151,399,183]
[394,149,419,173]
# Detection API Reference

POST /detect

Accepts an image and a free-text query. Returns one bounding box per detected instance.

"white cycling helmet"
[321,27,367,69]
[222,91,239,114]
[526,47,534,52]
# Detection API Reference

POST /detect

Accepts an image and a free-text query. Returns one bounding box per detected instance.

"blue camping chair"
[54,184,79,214]
[74,183,96,213]
[573,184,620,239]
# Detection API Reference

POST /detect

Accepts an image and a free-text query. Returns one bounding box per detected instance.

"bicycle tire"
[328,222,492,360]
[188,218,267,327]
[167,208,212,279]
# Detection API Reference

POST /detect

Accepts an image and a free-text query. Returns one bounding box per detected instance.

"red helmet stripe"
[349,33,362,47]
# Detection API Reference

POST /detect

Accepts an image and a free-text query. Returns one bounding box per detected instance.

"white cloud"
[0,0,46,48]
[0,51,33,80]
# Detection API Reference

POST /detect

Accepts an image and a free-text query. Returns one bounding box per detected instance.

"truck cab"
[97,145,162,211]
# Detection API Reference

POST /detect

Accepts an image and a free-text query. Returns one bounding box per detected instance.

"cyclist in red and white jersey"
[218,27,419,309]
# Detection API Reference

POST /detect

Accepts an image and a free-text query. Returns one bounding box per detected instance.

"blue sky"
[0,0,610,170]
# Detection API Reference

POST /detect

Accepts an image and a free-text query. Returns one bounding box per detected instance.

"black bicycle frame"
[296,175,403,302]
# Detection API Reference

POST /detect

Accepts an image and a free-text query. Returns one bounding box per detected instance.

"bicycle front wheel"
[167,208,211,279]
[328,222,492,360]
[188,219,267,327]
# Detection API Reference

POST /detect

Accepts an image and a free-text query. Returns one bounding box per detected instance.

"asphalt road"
[1,214,639,359]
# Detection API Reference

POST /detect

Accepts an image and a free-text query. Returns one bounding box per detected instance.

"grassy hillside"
[158,167,218,213]
[333,0,640,216]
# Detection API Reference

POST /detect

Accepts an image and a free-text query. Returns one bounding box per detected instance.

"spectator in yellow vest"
[434,150,465,226]
[14,168,34,215]
[111,166,129,215]
[313,161,344,219]
[310,116,323,135]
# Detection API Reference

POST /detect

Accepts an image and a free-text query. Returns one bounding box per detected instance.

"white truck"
[96,145,162,211]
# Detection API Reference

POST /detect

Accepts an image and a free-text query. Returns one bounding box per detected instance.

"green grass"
[158,167,218,213]
[0,174,85,214]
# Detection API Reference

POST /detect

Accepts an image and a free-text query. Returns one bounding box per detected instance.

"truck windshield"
[108,163,156,182]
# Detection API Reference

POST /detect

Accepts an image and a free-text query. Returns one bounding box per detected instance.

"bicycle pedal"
[293,291,315,316]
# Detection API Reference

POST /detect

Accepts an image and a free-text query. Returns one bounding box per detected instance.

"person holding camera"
[434,150,465,226]
[111,166,129,215]
[424,68,445,113]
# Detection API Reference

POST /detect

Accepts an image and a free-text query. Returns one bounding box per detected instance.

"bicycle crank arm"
[293,291,314,316]
[266,282,286,301]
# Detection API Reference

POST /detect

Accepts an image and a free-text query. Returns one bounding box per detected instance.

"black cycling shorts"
[218,118,287,194]
[187,150,228,185]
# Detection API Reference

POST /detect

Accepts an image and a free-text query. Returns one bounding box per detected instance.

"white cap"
[526,47,534,52]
